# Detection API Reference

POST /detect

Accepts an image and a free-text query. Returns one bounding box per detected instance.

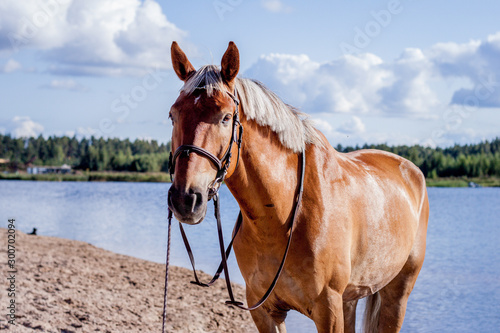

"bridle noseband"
[168,88,243,198]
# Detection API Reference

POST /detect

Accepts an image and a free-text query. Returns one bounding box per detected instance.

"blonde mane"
[181,65,323,153]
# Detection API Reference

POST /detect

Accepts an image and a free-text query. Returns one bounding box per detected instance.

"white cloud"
[430,32,500,108]
[10,116,44,138]
[312,116,368,146]
[244,31,500,118]
[1,59,22,73]
[40,79,88,91]
[245,53,319,106]
[378,48,439,117]
[431,127,495,148]
[312,116,427,148]
[0,1,69,51]
[245,52,397,115]
[313,53,393,114]
[337,116,366,134]
[311,117,334,135]
[76,126,98,137]
[137,135,153,142]
[261,0,292,13]
[0,0,188,76]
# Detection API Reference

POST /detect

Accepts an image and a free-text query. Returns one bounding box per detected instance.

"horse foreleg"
[247,290,287,333]
[343,299,358,333]
[311,289,344,333]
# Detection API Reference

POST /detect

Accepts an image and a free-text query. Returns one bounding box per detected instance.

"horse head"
[167,41,241,225]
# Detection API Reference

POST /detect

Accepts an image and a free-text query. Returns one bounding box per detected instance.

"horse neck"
[225,117,300,236]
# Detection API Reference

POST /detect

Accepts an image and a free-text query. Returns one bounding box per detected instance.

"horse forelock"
[180,65,324,153]
[181,65,227,97]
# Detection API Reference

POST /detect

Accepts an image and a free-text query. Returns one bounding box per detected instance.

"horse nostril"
[189,193,197,213]
[169,185,206,221]
[189,191,203,213]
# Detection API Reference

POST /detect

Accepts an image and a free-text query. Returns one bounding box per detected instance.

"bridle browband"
[168,89,243,199]
[162,86,306,332]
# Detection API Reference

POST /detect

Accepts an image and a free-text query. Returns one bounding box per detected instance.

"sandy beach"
[0,228,256,332]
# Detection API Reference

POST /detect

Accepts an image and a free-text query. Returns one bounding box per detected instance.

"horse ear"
[221,41,240,88]
[171,41,195,82]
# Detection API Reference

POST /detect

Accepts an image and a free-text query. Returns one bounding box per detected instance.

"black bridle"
[162,87,306,332]
[167,89,243,199]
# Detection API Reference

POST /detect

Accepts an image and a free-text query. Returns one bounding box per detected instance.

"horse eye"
[168,113,174,125]
[222,114,232,124]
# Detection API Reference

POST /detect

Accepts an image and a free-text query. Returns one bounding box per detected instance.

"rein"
[161,88,306,331]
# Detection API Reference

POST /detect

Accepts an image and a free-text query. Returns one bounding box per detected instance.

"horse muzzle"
[168,184,208,225]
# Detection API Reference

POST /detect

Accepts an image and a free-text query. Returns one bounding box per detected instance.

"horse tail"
[363,291,381,333]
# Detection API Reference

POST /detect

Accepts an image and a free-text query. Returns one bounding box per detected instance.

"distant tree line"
[0,135,171,173]
[1,134,499,177]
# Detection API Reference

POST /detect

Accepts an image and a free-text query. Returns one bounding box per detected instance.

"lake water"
[1,180,499,332]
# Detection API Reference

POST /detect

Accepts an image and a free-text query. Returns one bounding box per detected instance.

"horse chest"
[235,233,329,311]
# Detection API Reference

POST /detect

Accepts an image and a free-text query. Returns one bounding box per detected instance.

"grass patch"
[0,171,171,183]
[0,173,87,182]
[425,176,500,187]
[88,172,171,183]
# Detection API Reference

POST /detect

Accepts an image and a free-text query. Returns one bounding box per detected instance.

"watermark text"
[6,218,17,326]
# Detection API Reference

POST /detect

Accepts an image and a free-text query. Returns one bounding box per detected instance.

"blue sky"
[0,0,499,147]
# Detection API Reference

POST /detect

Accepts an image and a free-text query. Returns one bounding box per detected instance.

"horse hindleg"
[372,266,420,333]
[367,223,427,333]
[343,299,358,333]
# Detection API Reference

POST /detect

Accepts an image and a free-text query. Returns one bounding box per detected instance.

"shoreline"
[0,229,255,332]
[1,171,500,187]
[0,171,171,183]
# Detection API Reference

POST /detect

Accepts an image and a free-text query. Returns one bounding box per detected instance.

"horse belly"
[343,196,419,301]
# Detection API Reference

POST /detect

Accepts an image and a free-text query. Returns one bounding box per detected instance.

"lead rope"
[161,202,242,332]
[161,209,173,333]
[178,211,243,288]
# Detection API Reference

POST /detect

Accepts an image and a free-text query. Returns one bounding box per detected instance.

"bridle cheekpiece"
[168,87,243,199]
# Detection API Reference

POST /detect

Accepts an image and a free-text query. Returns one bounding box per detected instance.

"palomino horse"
[167,41,429,333]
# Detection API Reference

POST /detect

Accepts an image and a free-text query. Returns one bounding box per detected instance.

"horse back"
[342,149,427,215]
